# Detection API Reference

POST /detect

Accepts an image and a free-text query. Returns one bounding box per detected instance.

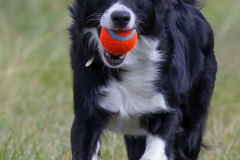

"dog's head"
[71,0,176,68]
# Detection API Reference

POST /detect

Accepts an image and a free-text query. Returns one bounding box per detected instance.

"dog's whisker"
[86,18,101,23]
[136,26,146,35]
[86,13,102,18]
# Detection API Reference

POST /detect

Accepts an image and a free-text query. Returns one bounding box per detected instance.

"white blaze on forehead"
[100,2,136,30]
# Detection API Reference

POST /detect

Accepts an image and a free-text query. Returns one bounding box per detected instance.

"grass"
[0,0,239,159]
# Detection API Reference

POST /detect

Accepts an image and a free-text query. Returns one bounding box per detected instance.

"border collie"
[69,0,217,159]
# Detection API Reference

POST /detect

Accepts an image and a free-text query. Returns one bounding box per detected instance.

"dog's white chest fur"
[99,37,169,134]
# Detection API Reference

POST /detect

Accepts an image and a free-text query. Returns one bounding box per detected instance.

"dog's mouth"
[104,52,126,66]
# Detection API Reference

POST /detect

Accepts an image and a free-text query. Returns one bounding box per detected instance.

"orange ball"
[100,28,138,55]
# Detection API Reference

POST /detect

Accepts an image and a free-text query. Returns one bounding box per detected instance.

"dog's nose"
[111,11,131,27]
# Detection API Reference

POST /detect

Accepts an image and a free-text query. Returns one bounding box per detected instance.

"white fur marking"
[99,37,168,134]
[92,141,100,160]
[140,135,168,160]
[83,28,103,52]
[100,3,136,30]
[82,28,108,66]
[151,94,169,111]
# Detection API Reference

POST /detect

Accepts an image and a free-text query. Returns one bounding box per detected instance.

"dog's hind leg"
[174,54,217,160]
[124,135,146,160]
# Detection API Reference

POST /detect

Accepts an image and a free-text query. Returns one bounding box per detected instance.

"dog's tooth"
[119,55,124,59]
[85,55,95,67]
[106,52,111,57]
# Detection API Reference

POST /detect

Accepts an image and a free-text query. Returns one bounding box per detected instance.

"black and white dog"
[69,0,217,159]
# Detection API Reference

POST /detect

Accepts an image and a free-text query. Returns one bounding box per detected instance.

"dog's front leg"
[71,116,105,160]
[140,110,180,160]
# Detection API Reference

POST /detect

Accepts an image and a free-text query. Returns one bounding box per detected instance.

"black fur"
[69,0,217,159]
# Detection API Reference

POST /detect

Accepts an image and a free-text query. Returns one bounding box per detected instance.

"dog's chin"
[102,51,126,68]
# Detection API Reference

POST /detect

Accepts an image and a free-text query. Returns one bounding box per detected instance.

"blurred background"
[0,0,239,159]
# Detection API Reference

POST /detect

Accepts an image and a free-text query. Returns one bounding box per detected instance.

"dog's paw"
[92,141,100,160]
[140,135,168,160]
[140,153,168,160]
